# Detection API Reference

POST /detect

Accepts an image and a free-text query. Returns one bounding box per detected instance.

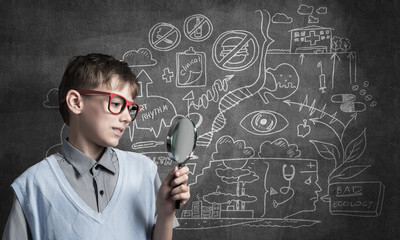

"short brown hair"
[58,53,138,125]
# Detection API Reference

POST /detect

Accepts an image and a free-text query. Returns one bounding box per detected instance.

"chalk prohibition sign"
[149,22,181,51]
[183,14,213,42]
[212,30,259,71]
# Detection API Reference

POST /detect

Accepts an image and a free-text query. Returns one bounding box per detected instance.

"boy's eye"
[111,102,121,107]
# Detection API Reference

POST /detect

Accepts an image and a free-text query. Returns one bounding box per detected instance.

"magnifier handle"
[175,163,184,209]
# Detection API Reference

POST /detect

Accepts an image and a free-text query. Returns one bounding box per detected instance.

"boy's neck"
[67,136,105,161]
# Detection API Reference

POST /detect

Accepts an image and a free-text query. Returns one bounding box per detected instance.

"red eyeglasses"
[76,90,140,122]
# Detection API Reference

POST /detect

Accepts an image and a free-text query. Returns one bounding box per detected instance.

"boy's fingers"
[171,187,191,201]
[170,174,188,187]
[171,184,189,196]
[162,166,178,185]
[176,166,189,175]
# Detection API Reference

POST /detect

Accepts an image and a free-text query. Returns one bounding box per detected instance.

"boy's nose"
[120,107,132,122]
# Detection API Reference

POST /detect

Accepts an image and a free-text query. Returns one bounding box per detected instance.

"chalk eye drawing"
[149,22,181,51]
[183,14,213,42]
[272,13,293,24]
[122,48,157,67]
[176,47,207,88]
[240,110,289,136]
[212,30,260,71]
[43,88,59,108]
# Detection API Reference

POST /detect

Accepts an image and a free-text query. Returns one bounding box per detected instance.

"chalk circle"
[365,95,372,101]
[212,30,259,71]
[149,22,181,51]
[184,14,213,42]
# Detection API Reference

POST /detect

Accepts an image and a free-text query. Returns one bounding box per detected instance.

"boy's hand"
[156,166,191,217]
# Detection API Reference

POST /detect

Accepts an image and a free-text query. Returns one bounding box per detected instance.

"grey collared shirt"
[3,140,163,240]
[57,140,119,212]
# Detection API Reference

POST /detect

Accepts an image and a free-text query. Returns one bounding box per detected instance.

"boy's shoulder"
[15,156,54,183]
[111,148,157,173]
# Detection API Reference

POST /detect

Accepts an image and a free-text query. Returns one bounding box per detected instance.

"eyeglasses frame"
[75,89,141,122]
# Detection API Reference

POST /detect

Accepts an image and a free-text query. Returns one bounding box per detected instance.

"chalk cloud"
[122,48,157,67]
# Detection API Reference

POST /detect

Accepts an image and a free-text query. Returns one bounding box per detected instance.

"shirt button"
[95,165,100,170]
[99,190,104,196]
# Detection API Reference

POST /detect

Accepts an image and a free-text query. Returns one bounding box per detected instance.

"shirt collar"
[60,139,117,175]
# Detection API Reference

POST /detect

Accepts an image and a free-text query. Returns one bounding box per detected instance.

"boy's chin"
[108,141,119,148]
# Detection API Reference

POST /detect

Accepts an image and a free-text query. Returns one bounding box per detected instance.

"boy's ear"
[65,90,84,114]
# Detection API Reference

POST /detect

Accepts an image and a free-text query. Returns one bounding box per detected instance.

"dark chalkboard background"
[1,0,400,239]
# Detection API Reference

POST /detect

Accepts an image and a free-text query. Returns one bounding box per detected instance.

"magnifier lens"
[172,119,196,164]
[166,116,197,209]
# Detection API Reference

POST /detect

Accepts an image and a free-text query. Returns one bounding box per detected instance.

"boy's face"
[77,76,134,150]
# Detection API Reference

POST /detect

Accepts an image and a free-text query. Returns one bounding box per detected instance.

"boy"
[3,53,191,240]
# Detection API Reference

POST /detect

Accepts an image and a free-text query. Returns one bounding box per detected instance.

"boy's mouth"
[112,128,123,133]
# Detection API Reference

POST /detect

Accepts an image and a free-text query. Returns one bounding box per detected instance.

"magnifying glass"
[166,116,197,209]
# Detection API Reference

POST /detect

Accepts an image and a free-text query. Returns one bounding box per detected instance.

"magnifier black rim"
[166,116,197,163]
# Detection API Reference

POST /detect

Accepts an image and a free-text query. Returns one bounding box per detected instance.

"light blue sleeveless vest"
[12,149,157,240]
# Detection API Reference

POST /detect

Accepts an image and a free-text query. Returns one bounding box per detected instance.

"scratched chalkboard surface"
[1,0,399,239]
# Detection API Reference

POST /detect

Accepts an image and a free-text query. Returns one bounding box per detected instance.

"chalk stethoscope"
[280,164,295,194]
[273,164,296,209]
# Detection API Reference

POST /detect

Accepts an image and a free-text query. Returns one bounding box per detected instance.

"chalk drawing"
[212,30,260,71]
[122,48,157,67]
[149,22,181,51]
[316,7,328,15]
[297,119,312,138]
[272,13,293,24]
[162,67,174,83]
[128,70,178,140]
[183,14,213,42]
[43,88,59,108]
[197,9,275,147]
[44,3,385,231]
[297,4,314,15]
[176,47,207,88]
[240,110,289,136]
[184,75,233,112]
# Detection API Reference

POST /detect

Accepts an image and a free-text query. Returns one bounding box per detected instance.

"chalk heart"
[266,63,299,99]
